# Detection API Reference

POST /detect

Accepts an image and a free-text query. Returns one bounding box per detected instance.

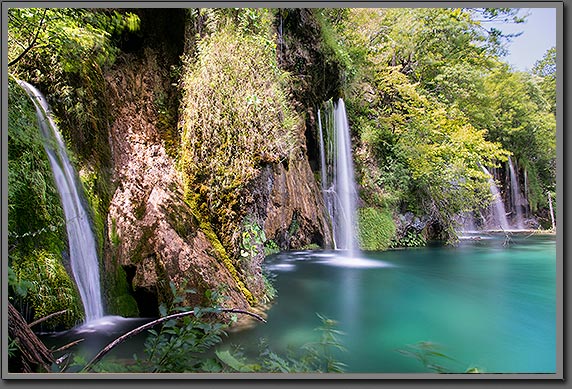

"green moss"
[134,202,147,220]
[106,266,139,317]
[288,216,300,237]
[162,202,196,239]
[184,194,256,306]
[357,207,397,251]
[79,168,108,256]
[110,217,121,247]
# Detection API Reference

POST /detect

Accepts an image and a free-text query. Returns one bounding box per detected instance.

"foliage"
[482,64,556,212]
[180,9,297,303]
[87,282,345,374]
[532,46,556,114]
[357,207,396,251]
[240,217,266,262]
[180,10,297,242]
[396,341,483,373]
[324,7,555,240]
[214,314,347,373]
[140,311,227,373]
[264,239,281,256]
[11,249,83,328]
[391,229,427,248]
[8,8,139,71]
[8,8,139,161]
[8,266,34,300]
[350,65,507,240]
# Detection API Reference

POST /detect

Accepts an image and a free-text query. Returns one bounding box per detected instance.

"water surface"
[227,233,556,373]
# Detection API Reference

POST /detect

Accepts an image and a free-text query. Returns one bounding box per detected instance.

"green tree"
[532,46,556,114]
[8,8,139,72]
[483,65,556,212]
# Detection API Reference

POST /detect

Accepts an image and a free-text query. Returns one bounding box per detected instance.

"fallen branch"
[8,302,55,372]
[82,307,266,372]
[29,309,68,328]
[53,339,84,354]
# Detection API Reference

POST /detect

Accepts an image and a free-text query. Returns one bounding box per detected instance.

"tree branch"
[8,9,48,67]
[28,309,68,328]
[81,307,266,372]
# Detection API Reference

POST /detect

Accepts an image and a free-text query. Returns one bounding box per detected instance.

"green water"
[227,233,557,373]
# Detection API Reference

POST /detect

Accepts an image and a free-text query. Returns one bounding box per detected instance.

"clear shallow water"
[227,233,557,373]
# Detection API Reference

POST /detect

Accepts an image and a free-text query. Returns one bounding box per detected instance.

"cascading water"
[17,80,104,322]
[318,99,358,254]
[508,156,525,229]
[481,165,510,231]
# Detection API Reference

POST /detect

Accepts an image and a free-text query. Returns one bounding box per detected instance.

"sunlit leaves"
[8,8,140,72]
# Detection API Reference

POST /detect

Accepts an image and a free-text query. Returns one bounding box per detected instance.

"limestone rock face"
[248,120,333,251]
[104,50,248,315]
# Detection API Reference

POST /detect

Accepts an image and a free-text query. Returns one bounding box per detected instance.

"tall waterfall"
[507,156,525,229]
[318,99,358,253]
[481,165,510,231]
[18,80,104,322]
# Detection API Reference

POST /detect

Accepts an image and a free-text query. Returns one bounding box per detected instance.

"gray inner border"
[1,0,566,383]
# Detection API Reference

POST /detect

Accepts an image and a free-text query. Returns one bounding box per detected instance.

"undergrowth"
[81,282,346,374]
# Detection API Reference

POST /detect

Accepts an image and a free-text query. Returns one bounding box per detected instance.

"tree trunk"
[8,302,55,373]
[548,191,556,230]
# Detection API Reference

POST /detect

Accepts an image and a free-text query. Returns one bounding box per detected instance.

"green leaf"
[200,358,223,373]
[215,349,255,372]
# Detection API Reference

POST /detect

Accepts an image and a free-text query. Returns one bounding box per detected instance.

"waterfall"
[18,80,104,322]
[507,156,525,229]
[318,99,358,253]
[317,109,327,195]
[481,165,510,231]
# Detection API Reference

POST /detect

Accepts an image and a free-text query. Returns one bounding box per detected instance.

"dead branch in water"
[81,307,266,372]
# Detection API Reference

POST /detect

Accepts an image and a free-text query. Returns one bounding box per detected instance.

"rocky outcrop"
[100,9,341,316]
[251,126,333,251]
[104,49,249,316]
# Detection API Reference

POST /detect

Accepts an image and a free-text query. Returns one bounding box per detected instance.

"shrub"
[357,207,396,251]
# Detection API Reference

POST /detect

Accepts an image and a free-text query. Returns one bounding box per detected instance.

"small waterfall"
[459,212,477,232]
[317,109,327,196]
[318,99,358,253]
[481,165,510,231]
[18,80,104,322]
[507,156,525,229]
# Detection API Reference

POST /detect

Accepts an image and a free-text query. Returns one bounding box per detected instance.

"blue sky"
[489,8,557,72]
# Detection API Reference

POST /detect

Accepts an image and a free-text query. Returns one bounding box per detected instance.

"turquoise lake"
[226,233,557,373]
[39,233,557,374]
